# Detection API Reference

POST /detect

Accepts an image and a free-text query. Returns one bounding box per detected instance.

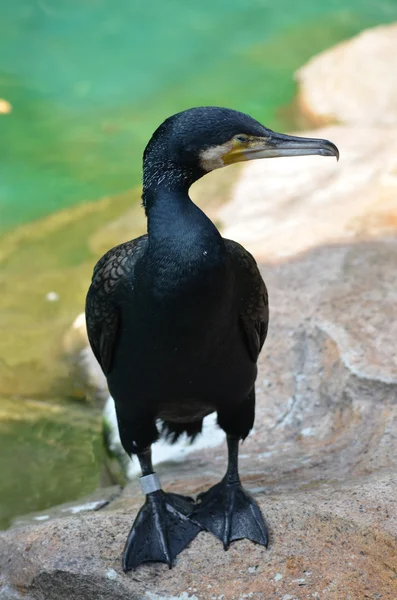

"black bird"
[85,107,339,570]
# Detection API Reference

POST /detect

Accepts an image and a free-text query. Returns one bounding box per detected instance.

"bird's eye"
[235,134,249,143]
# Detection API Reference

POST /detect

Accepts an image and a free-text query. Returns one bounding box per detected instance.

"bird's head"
[143,106,339,196]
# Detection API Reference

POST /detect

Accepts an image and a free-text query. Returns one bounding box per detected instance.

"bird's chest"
[150,241,227,294]
[140,239,228,305]
[111,249,252,406]
[124,246,232,354]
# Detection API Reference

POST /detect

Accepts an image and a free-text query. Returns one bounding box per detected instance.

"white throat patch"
[199,141,233,172]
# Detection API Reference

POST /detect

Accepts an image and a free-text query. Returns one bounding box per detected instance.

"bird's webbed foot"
[190,476,268,550]
[122,490,201,571]
[190,435,268,550]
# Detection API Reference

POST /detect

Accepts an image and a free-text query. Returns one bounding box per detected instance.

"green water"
[0,398,103,528]
[1,0,397,232]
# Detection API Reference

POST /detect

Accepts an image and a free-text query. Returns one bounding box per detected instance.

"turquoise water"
[1,0,397,232]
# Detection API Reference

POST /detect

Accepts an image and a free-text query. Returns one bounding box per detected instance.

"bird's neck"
[142,159,202,212]
[143,168,226,275]
[140,167,229,309]
[146,186,221,248]
[143,161,218,241]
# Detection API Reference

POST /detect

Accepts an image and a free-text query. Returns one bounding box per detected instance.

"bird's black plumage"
[85,106,338,569]
[86,233,267,404]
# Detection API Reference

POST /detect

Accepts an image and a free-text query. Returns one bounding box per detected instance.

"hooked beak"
[224,130,339,164]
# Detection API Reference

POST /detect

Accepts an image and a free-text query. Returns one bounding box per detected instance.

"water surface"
[1,0,397,231]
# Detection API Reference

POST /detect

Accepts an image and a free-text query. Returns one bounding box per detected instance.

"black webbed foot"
[190,477,268,550]
[122,490,202,571]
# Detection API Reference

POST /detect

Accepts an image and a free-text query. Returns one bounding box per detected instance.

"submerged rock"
[63,312,108,405]
[1,238,396,599]
[296,23,397,126]
[0,189,138,399]
[0,397,104,531]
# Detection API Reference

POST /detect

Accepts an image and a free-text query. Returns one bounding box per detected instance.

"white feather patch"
[199,141,232,172]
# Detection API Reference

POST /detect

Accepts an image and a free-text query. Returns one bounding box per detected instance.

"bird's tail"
[160,420,203,444]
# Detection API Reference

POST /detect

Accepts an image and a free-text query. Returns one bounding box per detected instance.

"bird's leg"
[191,435,268,550]
[138,446,154,476]
[122,446,202,572]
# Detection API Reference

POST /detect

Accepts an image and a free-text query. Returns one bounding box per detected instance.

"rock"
[63,313,108,404]
[295,23,397,126]
[10,486,121,530]
[219,125,397,260]
[1,238,396,599]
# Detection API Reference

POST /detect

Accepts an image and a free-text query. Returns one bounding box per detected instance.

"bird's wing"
[85,234,148,374]
[224,239,269,362]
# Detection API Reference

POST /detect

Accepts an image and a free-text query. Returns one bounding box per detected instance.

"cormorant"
[85,107,339,570]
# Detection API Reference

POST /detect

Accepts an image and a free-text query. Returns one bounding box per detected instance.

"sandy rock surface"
[295,23,397,127]
[1,238,396,600]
